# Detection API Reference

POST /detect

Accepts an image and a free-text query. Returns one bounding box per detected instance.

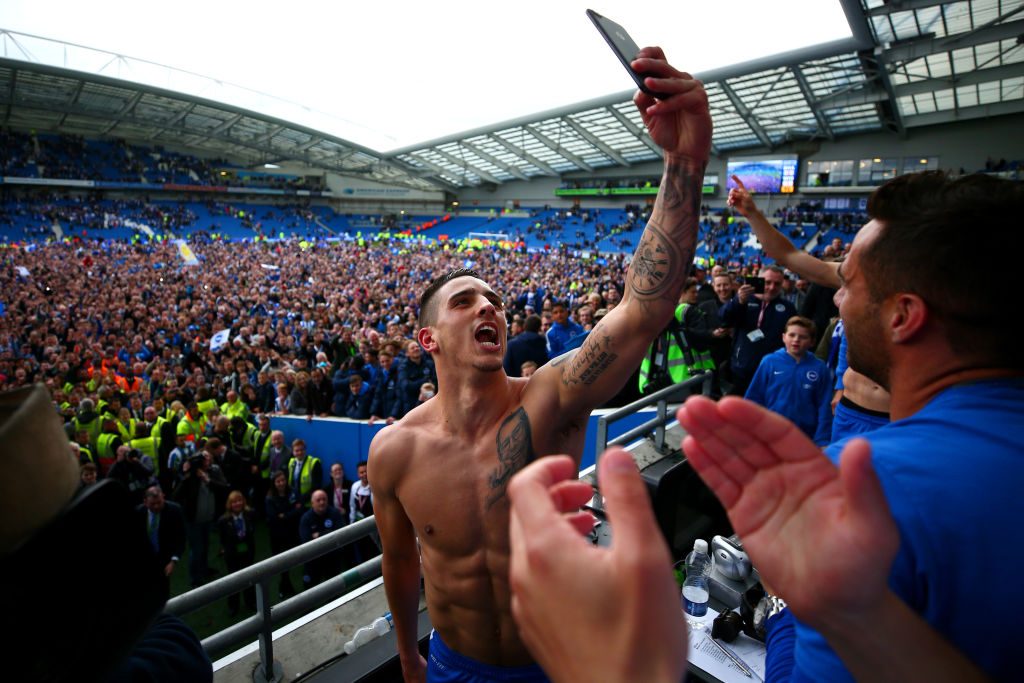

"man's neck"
[786,350,807,363]
[888,350,1018,420]
[435,365,512,438]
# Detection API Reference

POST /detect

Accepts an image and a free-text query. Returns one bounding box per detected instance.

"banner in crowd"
[174,240,199,266]
[210,329,230,353]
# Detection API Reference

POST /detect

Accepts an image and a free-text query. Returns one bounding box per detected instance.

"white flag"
[210,329,230,353]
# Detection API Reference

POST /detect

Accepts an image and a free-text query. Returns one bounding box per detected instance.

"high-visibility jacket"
[76,445,96,467]
[177,415,204,442]
[234,423,258,455]
[196,399,218,419]
[116,375,143,394]
[96,433,122,476]
[150,417,166,456]
[638,303,715,393]
[286,456,322,504]
[116,418,138,443]
[73,414,103,449]
[130,436,159,476]
[254,430,274,478]
[220,400,250,422]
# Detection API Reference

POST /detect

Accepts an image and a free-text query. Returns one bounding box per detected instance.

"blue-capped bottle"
[682,539,711,618]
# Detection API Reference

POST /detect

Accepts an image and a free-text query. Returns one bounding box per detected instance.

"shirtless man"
[369,47,711,682]
[727,176,890,440]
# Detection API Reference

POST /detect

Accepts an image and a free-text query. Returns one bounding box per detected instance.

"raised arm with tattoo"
[544,47,712,414]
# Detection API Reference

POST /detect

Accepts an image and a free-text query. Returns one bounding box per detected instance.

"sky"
[0,1,852,153]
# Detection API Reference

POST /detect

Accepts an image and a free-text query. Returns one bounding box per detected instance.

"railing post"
[595,415,609,468]
[253,578,282,683]
[655,396,667,451]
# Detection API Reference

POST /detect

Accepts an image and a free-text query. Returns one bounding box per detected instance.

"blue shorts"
[427,631,550,683]
[831,395,889,443]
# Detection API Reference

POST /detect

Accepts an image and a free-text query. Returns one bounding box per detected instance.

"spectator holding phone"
[720,265,795,396]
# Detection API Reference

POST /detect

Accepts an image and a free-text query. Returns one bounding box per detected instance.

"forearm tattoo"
[558,331,618,387]
[627,159,703,305]
[486,407,534,510]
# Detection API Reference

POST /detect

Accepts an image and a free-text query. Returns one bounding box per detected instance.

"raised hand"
[726,175,758,217]
[676,396,899,627]
[631,47,712,164]
[509,449,686,683]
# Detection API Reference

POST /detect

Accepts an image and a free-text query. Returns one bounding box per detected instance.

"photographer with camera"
[107,445,156,505]
[172,445,229,588]
[720,266,795,396]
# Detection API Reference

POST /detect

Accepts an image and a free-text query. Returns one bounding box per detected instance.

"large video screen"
[726,156,799,194]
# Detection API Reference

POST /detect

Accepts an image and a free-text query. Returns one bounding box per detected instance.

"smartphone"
[746,276,766,294]
[587,9,667,99]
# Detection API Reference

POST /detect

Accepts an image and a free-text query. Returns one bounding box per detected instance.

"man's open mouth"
[475,324,499,348]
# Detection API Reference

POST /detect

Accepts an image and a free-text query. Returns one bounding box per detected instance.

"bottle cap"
[694,539,708,553]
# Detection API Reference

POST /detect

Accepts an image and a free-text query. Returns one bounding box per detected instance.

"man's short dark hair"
[865,171,1022,367]
[524,315,542,334]
[418,268,481,328]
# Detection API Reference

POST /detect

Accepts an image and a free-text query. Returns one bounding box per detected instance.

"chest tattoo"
[485,407,534,511]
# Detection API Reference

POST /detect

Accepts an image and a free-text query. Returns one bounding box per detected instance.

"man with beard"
[506,172,1023,683]
[370,47,711,683]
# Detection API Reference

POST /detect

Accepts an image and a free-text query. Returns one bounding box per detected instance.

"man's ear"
[417,327,437,354]
[887,293,928,344]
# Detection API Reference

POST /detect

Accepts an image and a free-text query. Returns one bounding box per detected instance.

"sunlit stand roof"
[1,0,1021,191]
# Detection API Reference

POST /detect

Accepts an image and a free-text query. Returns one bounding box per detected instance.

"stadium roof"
[1,0,1022,191]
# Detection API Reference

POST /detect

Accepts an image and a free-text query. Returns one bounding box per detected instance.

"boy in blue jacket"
[745,316,833,445]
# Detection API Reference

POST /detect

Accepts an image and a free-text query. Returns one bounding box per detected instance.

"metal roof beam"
[293,134,323,151]
[206,112,244,136]
[562,116,630,167]
[903,98,1024,127]
[605,106,664,158]
[719,82,774,149]
[487,134,559,176]
[99,90,144,134]
[526,124,594,172]
[838,0,875,50]
[896,62,1024,97]
[403,154,474,187]
[146,102,196,139]
[3,67,15,124]
[866,0,951,17]
[816,80,887,109]
[431,147,502,184]
[790,64,835,140]
[57,80,86,127]
[461,141,530,181]
[881,17,1024,65]
[861,52,906,135]
[253,124,285,144]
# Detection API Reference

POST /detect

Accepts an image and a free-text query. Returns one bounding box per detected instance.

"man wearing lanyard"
[720,266,795,396]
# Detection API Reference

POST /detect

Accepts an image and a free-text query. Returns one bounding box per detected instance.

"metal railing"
[165,515,381,683]
[594,372,711,465]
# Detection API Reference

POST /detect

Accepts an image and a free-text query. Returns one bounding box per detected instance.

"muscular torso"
[842,368,890,413]
[384,376,586,666]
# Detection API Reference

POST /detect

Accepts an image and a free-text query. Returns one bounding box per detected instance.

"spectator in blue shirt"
[545,301,583,358]
[344,374,374,420]
[745,316,833,445]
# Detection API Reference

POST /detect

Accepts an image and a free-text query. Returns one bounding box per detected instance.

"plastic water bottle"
[343,613,393,654]
[682,539,712,619]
